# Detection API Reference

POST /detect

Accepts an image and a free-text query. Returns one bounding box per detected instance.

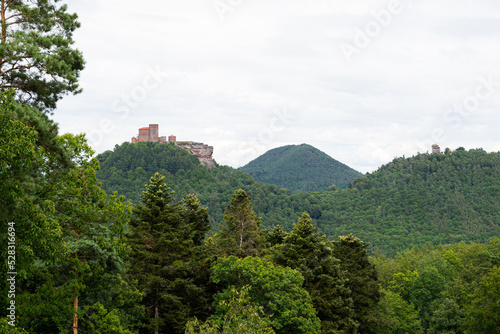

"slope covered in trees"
[371,238,500,333]
[97,142,500,255]
[240,144,363,192]
[316,147,500,254]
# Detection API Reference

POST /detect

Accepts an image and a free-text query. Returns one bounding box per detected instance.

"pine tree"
[0,0,85,112]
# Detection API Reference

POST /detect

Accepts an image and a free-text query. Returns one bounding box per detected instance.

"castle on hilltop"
[131,124,215,168]
[131,124,174,144]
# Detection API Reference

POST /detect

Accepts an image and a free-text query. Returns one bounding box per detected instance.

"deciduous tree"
[14,133,141,333]
[185,287,275,334]
[210,256,321,334]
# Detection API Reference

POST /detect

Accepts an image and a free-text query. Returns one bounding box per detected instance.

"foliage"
[185,287,275,334]
[376,289,423,334]
[271,213,355,333]
[0,318,28,333]
[332,234,381,333]
[0,90,142,332]
[373,238,500,333]
[409,266,446,329]
[13,133,141,333]
[81,302,134,334]
[464,265,500,333]
[240,144,362,192]
[428,298,464,334]
[0,89,70,277]
[213,189,264,258]
[127,173,211,334]
[0,0,85,112]
[210,256,321,334]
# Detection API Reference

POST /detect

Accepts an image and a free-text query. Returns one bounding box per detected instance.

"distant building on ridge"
[432,144,442,154]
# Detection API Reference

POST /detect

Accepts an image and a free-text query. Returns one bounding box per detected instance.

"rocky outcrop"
[176,142,215,168]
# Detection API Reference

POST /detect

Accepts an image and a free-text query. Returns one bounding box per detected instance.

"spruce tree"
[214,189,264,258]
[127,173,210,334]
[271,212,356,333]
[332,234,382,334]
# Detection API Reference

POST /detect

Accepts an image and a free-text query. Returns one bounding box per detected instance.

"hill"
[240,144,363,192]
[306,147,500,254]
[96,143,500,255]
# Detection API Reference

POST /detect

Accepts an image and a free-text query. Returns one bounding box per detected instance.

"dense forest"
[2,93,500,332]
[1,1,500,333]
[97,141,500,255]
[239,144,363,192]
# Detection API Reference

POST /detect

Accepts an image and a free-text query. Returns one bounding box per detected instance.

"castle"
[131,124,215,168]
[131,124,170,144]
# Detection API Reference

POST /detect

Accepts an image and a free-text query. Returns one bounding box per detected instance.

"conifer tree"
[266,224,287,247]
[271,212,356,333]
[0,0,85,112]
[332,234,382,334]
[127,173,211,334]
[215,189,264,258]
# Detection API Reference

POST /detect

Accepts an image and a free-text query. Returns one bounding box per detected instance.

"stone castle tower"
[131,124,166,143]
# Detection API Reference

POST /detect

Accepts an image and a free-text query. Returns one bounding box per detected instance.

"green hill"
[239,144,363,192]
[96,143,500,255]
[308,147,500,254]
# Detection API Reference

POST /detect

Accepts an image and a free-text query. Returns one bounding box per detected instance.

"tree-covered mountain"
[96,143,500,255]
[239,144,363,192]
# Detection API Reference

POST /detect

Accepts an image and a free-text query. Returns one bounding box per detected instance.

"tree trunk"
[155,304,159,334]
[73,295,78,334]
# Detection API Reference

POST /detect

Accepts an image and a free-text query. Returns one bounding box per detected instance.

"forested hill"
[315,147,500,254]
[239,144,363,192]
[96,143,500,255]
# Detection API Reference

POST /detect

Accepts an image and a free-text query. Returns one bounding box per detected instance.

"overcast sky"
[55,0,500,173]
